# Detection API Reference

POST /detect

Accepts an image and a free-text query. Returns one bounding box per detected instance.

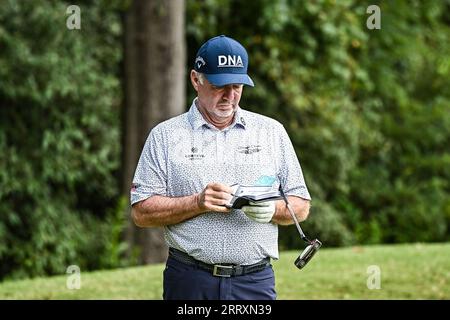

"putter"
[279,184,322,269]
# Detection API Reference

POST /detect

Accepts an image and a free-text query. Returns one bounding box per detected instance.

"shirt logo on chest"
[185,146,205,160]
[237,145,263,154]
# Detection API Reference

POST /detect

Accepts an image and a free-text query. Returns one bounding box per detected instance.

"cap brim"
[204,73,254,87]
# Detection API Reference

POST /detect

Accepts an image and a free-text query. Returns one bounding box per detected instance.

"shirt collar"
[188,98,247,131]
[188,98,209,130]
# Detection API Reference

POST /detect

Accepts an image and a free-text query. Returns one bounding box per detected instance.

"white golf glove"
[241,201,276,223]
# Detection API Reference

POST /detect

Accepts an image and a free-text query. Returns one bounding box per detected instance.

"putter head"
[294,239,322,269]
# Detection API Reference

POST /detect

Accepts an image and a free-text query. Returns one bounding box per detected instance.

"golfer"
[131,35,311,300]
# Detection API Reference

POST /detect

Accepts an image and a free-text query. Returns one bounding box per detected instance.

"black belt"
[168,248,271,278]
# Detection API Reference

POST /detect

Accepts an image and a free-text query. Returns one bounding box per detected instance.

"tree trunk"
[122,0,185,264]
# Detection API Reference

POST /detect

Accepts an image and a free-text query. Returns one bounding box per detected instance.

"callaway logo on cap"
[194,35,254,87]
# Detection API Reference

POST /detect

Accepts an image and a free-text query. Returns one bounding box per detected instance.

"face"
[191,70,243,127]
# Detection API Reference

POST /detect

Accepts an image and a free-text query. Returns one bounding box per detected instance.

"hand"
[241,201,276,223]
[196,183,233,213]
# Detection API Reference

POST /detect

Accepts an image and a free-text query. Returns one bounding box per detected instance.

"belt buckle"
[213,264,233,277]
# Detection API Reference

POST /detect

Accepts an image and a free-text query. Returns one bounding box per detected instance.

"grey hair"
[194,71,205,85]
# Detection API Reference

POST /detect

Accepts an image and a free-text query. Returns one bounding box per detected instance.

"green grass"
[0,243,449,299]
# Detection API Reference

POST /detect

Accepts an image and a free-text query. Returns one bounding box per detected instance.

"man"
[131,35,311,300]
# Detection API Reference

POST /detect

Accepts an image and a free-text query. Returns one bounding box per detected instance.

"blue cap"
[194,35,254,87]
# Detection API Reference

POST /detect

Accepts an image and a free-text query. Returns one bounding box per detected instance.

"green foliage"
[0,0,127,280]
[186,0,450,246]
[99,196,138,269]
[1,0,449,279]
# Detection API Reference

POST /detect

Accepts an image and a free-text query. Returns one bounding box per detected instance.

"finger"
[246,215,270,223]
[217,191,233,200]
[248,201,272,207]
[242,206,268,215]
[240,206,255,213]
[206,195,232,206]
[245,211,271,219]
[207,190,232,202]
[208,204,231,213]
[209,183,233,194]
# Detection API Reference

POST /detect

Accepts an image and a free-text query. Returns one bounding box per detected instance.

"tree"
[122,0,186,264]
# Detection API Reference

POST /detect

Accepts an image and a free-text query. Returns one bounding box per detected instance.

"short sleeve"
[277,125,311,200]
[130,126,168,205]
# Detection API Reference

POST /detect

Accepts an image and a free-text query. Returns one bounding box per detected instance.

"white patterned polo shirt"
[131,98,311,265]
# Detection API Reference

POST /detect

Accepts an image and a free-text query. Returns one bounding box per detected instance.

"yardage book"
[226,184,283,209]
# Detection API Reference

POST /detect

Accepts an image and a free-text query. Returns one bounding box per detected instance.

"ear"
[190,70,200,92]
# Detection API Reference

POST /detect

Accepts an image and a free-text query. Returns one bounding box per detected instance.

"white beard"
[213,104,237,118]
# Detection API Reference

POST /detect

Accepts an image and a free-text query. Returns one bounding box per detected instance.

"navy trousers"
[163,256,277,300]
